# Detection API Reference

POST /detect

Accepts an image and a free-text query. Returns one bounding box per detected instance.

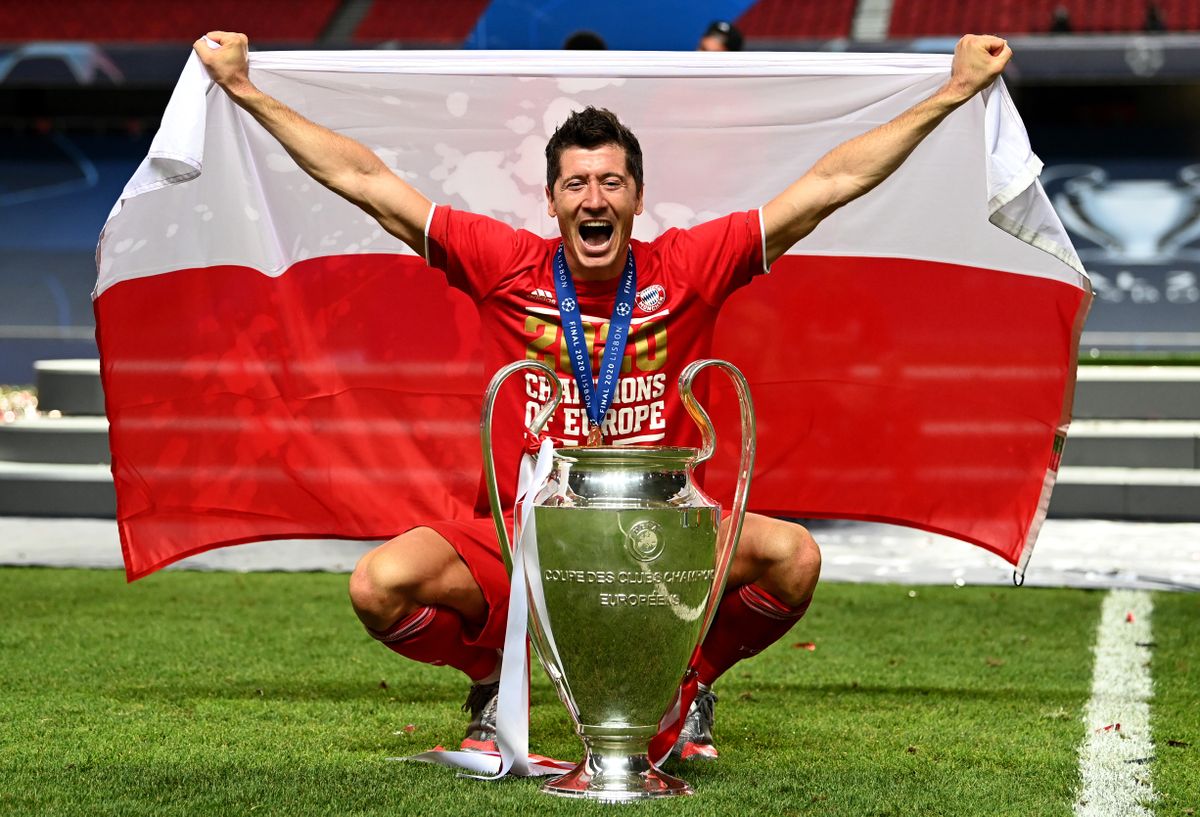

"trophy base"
[541,740,691,802]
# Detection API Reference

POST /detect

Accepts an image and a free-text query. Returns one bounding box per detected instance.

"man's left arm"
[761,34,1012,266]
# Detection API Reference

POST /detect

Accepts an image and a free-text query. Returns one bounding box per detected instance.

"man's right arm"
[193,31,431,255]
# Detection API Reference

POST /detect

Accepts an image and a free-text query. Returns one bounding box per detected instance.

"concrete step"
[1063,420,1200,469]
[0,416,110,464]
[35,359,104,416]
[0,461,115,517]
[1049,466,1200,521]
[1074,366,1200,420]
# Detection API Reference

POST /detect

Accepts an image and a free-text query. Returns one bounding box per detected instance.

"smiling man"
[195,31,1011,761]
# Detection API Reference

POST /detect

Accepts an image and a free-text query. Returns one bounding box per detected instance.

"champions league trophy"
[481,359,755,802]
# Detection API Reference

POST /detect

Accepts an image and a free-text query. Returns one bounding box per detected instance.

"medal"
[552,244,637,446]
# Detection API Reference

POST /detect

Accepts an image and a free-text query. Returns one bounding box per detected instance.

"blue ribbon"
[551,245,637,435]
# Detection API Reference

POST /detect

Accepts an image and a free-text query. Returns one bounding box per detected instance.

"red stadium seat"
[737,0,857,40]
[0,0,339,43]
[353,0,490,44]
[888,0,1193,36]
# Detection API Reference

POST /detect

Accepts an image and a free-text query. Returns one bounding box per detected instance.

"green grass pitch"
[0,568,1196,816]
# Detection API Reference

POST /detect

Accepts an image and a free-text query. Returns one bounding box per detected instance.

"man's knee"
[348,527,449,631]
[738,515,821,607]
[788,523,822,581]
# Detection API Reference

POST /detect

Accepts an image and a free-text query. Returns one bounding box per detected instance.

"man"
[698,20,744,52]
[195,32,1011,760]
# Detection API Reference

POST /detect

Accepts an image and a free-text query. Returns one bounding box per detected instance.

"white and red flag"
[96,50,1089,580]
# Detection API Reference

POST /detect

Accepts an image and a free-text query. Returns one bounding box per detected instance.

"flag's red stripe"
[706,255,1086,565]
[95,253,1086,579]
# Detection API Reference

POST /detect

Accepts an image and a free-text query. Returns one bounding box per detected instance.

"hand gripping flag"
[96,50,1089,580]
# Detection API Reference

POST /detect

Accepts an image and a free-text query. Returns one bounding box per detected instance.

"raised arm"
[761,34,1012,266]
[193,31,431,255]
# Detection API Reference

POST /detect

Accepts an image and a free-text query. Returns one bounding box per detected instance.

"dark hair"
[545,106,643,193]
[563,30,607,49]
[703,20,744,51]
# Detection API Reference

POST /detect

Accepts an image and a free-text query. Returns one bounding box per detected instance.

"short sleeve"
[426,205,521,300]
[656,210,767,306]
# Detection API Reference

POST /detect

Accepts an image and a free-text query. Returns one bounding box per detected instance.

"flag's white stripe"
[250,49,954,78]
[1074,589,1156,817]
[97,50,1081,298]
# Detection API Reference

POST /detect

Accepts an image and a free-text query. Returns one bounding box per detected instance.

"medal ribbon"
[551,244,637,437]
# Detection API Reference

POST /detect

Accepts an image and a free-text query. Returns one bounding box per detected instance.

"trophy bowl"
[482,359,755,802]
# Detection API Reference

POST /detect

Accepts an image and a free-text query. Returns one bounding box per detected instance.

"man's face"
[698,35,728,51]
[546,143,644,281]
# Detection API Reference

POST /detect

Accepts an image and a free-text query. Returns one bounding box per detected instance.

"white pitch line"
[1073,589,1156,817]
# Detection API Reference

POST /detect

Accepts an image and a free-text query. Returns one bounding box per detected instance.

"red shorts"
[421,515,511,650]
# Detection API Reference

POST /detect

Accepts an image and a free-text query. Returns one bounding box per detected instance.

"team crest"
[635,284,666,312]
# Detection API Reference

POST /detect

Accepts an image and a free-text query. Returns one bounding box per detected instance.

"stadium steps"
[1071,365,1200,420]
[0,416,110,464]
[0,360,114,517]
[0,461,115,517]
[1052,367,1200,520]
[1,361,1198,520]
[33,359,104,416]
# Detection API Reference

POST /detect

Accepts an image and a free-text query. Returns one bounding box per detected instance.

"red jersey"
[426,205,766,504]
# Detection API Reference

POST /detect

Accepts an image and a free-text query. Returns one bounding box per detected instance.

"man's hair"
[545,106,643,193]
[703,20,744,51]
[562,30,607,49]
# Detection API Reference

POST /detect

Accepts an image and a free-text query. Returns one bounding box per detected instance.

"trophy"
[481,358,755,802]
[1047,164,1200,263]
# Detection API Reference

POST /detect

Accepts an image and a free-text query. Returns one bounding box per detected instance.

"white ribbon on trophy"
[402,437,572,778]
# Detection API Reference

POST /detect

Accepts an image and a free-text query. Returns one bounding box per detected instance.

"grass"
[0,568,1195,816]
[1151,592,1200,817]
[1078,351,1200,366]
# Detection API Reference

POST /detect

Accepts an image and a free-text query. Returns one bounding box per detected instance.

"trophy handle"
[481,360,562,574]
[679,359,756,644]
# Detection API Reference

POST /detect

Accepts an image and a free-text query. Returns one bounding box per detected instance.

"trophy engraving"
[625,520,665,563]
[482,359,755,801]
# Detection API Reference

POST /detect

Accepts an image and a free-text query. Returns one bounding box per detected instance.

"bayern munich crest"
[635,284,666,312]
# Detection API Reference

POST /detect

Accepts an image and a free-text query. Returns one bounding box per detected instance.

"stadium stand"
[737,0,858,40]
[0,0,340,43]
[353,0,490,44]
[889,0,1199,37]
[734,0,859,40]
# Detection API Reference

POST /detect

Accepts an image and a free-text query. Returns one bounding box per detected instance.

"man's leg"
[349,525,505,749]
[673,513,821,759]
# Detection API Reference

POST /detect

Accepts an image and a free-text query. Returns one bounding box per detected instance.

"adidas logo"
[528,288,556,305]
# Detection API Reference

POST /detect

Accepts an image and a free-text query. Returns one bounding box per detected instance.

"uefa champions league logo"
[624,520,664,563]
[1047,164,1200,264]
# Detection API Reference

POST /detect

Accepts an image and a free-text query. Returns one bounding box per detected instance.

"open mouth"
[579,220,614,249]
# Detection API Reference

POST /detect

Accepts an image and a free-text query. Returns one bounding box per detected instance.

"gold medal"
[586,425,604,447]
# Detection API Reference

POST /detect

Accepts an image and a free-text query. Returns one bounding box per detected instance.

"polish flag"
[96,50,1089,580]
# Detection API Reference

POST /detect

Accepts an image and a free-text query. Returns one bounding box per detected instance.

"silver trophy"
[1047,164,1200,263]
[481,359,755,802]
